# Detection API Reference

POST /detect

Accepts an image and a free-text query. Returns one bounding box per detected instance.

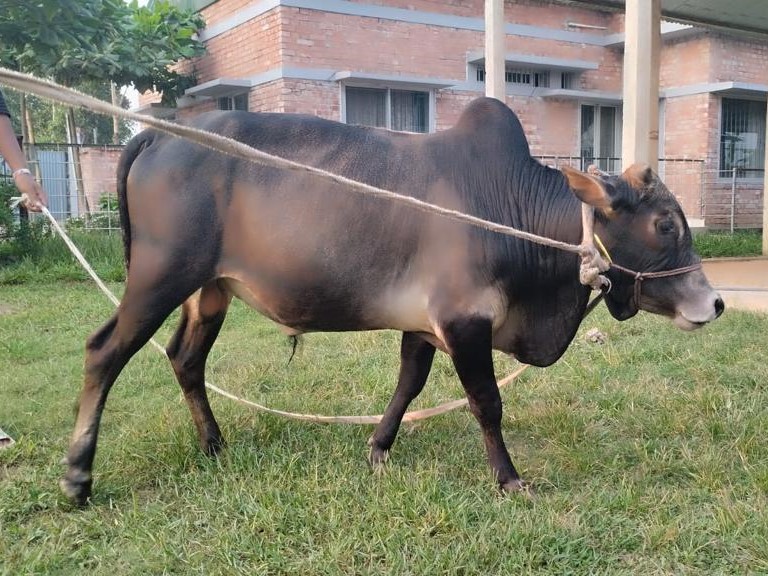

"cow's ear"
[562,166,612,209]
[622,163,654,190]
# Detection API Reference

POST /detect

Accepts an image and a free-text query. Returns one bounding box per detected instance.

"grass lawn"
[693,230,763,259]
[2,282,768,574]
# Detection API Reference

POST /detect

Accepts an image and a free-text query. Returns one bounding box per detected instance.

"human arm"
[0,112,47,211]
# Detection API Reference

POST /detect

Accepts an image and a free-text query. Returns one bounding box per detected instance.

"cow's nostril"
[714,296,725,318]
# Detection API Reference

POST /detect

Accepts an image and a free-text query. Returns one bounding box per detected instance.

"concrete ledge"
[702,257,768,313]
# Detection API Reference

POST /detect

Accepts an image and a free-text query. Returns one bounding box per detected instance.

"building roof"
[558,0,768,37]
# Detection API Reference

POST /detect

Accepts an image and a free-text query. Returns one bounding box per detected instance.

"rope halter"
[608,261,703,310]
[592,232,703,309]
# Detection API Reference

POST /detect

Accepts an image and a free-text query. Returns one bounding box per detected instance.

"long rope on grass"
[31,202,531,424]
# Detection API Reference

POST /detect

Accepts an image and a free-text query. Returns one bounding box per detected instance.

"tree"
[0,0,205,106]
[0,0,205,212]
[2,84,133,145]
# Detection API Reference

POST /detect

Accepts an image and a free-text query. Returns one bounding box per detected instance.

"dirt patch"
[0,303,15,316]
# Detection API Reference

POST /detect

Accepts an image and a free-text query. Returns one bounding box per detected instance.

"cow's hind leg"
[368,332,435,466]
[166,281,232,456]
[443,316,524,493]
[61,281,195,504]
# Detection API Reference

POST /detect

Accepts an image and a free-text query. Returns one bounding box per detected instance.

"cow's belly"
[219,272,435,336]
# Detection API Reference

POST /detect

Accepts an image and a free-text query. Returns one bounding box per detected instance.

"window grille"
[506,69,531,85]
[719,97,766,178]
[475,66,550,87]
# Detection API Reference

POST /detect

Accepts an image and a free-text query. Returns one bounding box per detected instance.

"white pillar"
[485,0,505,101]
[763,100,768,254]
[622,0,661,171]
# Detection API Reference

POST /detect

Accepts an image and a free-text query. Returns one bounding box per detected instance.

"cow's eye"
[657,219,676,235]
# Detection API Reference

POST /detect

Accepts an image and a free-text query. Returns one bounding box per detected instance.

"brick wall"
[663,94,712,159]
[705,180,764,229]
[78,148,121,210]
[137,0,765,229]
[195,8,283,81]
[660,33,713,87]
[174,0,625,135]
[710,33,768,84]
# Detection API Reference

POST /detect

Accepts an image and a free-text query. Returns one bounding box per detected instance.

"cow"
[60,97,723,504]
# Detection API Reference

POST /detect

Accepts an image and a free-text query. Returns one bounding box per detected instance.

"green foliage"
[693,230,763,258]
[2,84,133,144]
[0,188,123,280]
[122,1,207,103]
[0,227,124,284]
[0,0,206,105]
[66,193,121,231]
[0,177,14,234]
[0,178,48,265]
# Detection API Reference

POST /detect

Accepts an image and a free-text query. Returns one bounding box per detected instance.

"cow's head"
[563,163,724,330]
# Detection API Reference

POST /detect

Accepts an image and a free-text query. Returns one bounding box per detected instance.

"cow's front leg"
[443,316,525,493]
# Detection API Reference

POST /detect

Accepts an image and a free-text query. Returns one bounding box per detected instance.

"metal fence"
[536,156,764,230]
[2,142,123,231]
[2,148,764,232]
[702,167,765,232]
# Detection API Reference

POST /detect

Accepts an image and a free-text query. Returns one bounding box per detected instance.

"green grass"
[693,230,763,259]
[0,230,124,285]
[1,282,768,574]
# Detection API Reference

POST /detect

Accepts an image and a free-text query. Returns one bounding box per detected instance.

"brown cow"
[60,98,722,503]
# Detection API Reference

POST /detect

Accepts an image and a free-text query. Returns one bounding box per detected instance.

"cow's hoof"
[500,478,534,498]
[367,438,389,469]
[59,474,92,506]
[201,435,225,457]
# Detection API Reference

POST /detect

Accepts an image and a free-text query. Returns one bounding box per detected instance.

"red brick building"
[151,0,767,228]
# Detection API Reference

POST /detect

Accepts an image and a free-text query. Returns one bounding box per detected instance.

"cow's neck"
[487,162,592,364]
[501,161,585,276]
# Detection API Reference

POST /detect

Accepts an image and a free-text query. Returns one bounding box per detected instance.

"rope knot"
[579,244,611,291]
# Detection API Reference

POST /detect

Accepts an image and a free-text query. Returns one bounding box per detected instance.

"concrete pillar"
[763,100,768,254]
[622,0,661,171]
[485,0,506,101]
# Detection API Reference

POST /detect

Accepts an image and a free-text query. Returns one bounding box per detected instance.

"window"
[345,87,429,133]
[476,67,550,88]
[719,97,766,178]
[218,93,249,112]
[581,104,622,173]
[507,70,531,85]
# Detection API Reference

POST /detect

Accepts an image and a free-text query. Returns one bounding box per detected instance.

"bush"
[0,185,124,284]
[0,178,49,266]
[66,193,120,231]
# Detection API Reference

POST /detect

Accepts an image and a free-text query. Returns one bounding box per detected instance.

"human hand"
[13,169,47,212]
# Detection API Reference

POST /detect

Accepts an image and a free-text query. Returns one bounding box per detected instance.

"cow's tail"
[116,131,155,271]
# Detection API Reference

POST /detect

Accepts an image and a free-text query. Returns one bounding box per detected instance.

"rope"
[0,68,603,263]
[22,198,530,424]
[0,67,613,424]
